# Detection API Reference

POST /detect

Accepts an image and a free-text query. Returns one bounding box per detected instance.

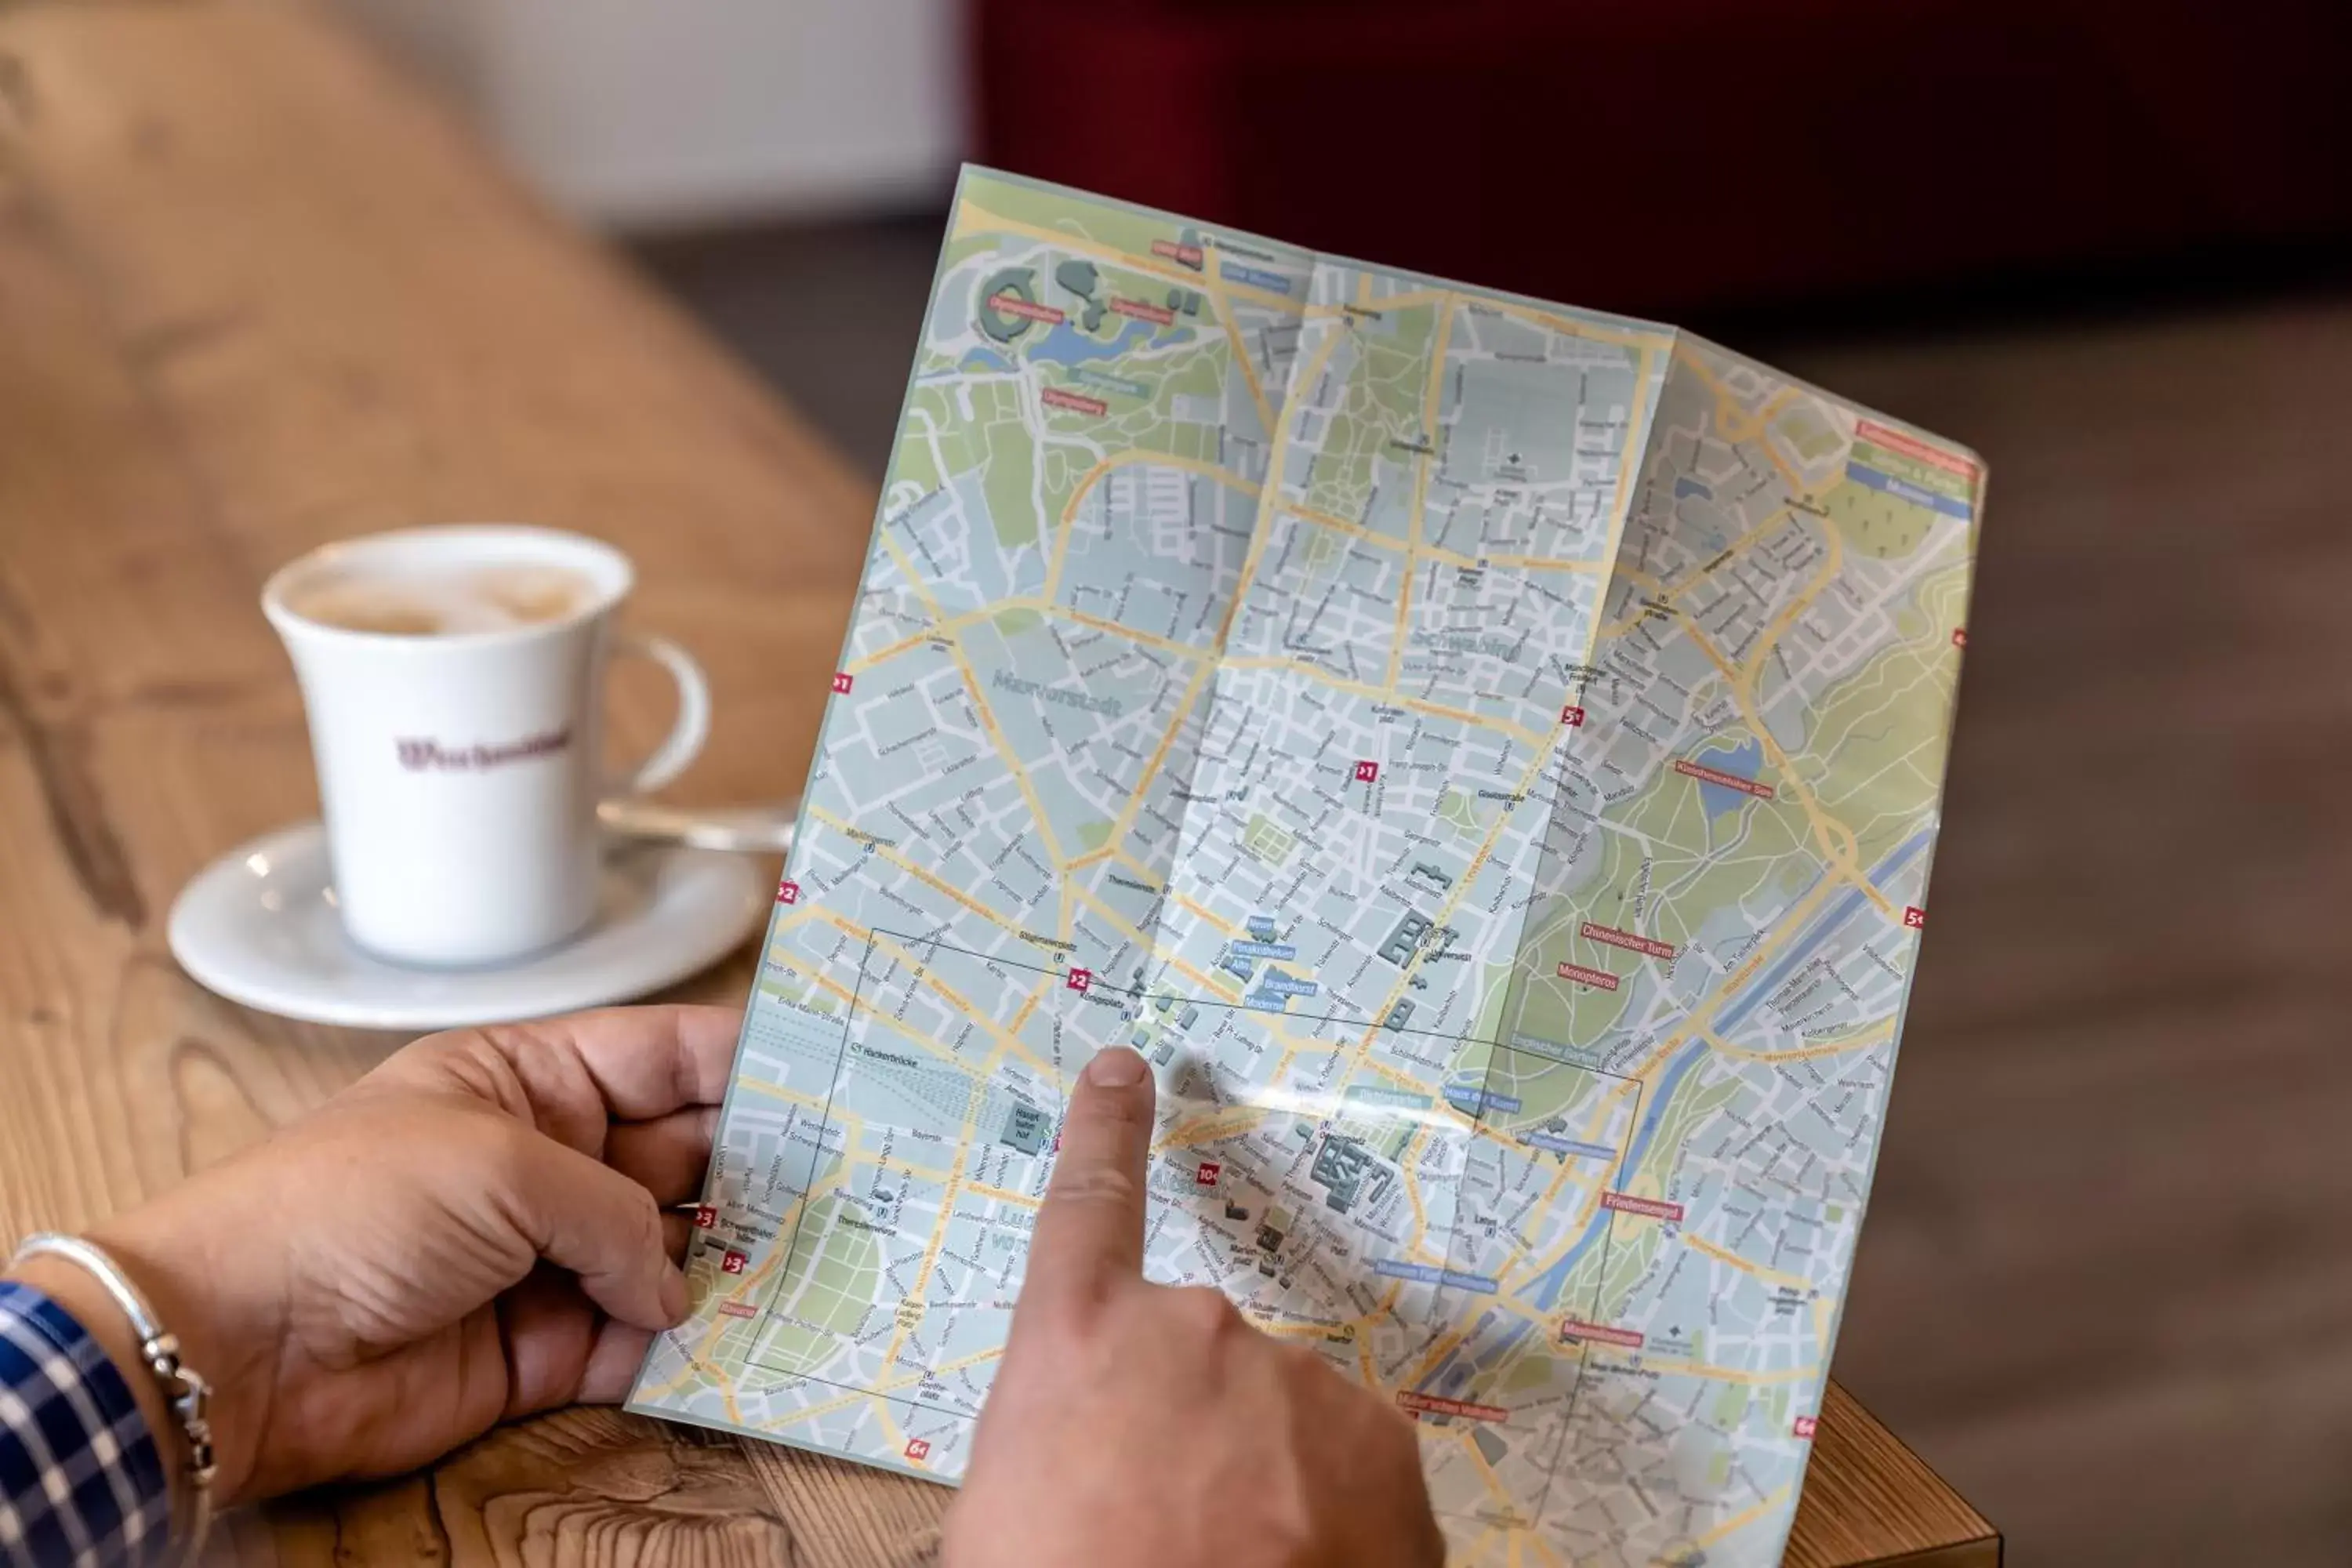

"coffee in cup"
[283,562,601,638]
[263,526,710,967]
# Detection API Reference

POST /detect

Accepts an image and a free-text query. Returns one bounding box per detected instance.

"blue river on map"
[1414,825,1936,1397]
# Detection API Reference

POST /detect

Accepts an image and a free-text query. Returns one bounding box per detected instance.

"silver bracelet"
[11,1233,216,1568]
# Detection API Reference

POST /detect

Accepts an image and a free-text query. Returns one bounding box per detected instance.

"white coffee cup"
[263,525,710,967]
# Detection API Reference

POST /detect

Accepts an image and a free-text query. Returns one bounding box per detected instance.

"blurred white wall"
[339,0,966,228]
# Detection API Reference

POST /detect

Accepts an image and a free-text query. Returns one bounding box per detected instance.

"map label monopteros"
[1580,921,1676,960]
[1601,1191,1685,1222]
[1555,961,1619,991]
[1674,758,1774,800]
[1150,238,1203,269]
[717,1301,757,1319]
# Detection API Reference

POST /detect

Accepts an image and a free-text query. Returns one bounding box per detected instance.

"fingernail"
[660,1264,690,1323]
[1086,1047,1147,1087]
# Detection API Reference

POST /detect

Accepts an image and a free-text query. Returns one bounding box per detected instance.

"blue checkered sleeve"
[0,1281,169,1568]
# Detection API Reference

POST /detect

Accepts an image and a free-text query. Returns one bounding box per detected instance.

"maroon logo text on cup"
[394,727,573,771]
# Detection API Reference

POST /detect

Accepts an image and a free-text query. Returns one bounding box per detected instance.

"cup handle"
[609,630,710,796]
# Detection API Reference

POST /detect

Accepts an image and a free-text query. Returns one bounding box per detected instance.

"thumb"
[486,1125,688,1331]
[1022,1047,1156,1316]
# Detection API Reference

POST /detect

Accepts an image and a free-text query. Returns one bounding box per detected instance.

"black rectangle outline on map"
[735,922,1661,1532]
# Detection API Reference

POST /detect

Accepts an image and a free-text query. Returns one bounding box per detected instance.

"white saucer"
[168,822,769,1031]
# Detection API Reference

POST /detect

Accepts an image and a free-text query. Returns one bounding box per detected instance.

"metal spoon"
[599,797,797,855]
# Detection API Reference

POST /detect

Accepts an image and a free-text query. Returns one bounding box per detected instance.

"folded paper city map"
[629,166,1982,1567]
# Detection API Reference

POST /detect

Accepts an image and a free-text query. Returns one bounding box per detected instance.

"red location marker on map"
[720,1250,748,1275]
[832,671,854,694]
[905,1438,931,1462]
[1952,627,1968,648]
[1067,967,1092,993]
[1561,705,1586,728]
[1793,1415,1818,1439]
[1902,906,1926,930]
[776,880,800,906]
[1355,760,1379,783]
[1196,1161,1221,1187]
[693,1204,718,1229]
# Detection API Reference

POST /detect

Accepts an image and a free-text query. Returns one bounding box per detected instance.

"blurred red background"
[974,0,2352,313]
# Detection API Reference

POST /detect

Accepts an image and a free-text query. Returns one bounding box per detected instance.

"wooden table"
[0,3,1998,1564]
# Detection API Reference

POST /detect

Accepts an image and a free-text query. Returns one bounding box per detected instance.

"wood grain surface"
[0,2,1994,1563]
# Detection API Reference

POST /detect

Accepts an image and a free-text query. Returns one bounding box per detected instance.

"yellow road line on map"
[1671,555,1896,924]
[1171,891,1235,935]
[1218,655,1551,752]
[816,913,1054,1078]
[1461,1439,1521,1518]
[877,529,949,625]
[1742,511,1843,693]
[1685,1233,1812,1294]
[1065,883,1238,1006]
[803,803,1020,938]
[1045,448,1261,605]
[1279,501,1613,582]
[1598,499,1795,639]
[942,640,1071,869]
[1200,241,1282,437]
[1049,604,1206,663]
[1675,342,1821,497]
[1690,1486,1791,1551]
[1065,655,1214,874]
[1599,866,1854,1096]
[1005,968,1055,1040]
[1490,299,1669,360]
[963,1181,1039,1208]
[1497,1084,1632,1297]
[1388,292,1454,689]
[949,192,1290,528]
[876,1142,971,1375]
[1221,318,1347,643]
[1704,1020,1892,1063]
[1333,733,1559,1093]
[954,198,1298,314]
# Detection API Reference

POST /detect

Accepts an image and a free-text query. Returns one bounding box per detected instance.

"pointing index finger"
[1022,1048,1156,1316]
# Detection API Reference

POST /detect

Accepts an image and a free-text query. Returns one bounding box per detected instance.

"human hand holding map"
[629,166,1982,1568]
